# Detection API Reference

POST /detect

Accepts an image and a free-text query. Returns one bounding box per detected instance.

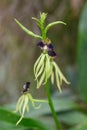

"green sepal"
[45,54,52,82]
[35,63,44,80]
[34,53,43,76]
[45,21,66,33]
[35,54,45,77]
[37,71,45,89]
[51,71,55,85]
[15,19,42,39]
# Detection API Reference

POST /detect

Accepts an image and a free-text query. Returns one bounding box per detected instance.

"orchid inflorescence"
[15,12,70,126]
[15,12,70,92]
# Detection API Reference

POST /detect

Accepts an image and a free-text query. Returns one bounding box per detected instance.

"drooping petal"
[52,61,70,91]
[45,54,52,82]
[34,53,43,75]
[15,95,24,113]
[55,67,62,92]
[35,54,45,77]
[35,63,44,80]
[37,71,45,89]
[51,71,55,85]
[28,94,41,109]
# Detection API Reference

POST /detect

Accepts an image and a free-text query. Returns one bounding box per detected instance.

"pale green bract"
[15,12,66,40]
[14,93,47,125]
[45,21,66,33]
[15,19,42,39]
[34,53,70,91]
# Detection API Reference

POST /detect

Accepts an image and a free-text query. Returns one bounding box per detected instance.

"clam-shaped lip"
[23,82,30,93]
[37,41,44,48]
[47,44,54,50]
[48,50,56,57]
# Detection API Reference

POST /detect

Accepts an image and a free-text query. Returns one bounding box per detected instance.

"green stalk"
[46,80,62,130]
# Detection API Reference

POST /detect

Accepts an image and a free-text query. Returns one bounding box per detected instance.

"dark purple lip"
[23,82,30,93]
[48,50,56,57]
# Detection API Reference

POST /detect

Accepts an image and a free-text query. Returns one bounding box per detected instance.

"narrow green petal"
[35,54,45,76]
[28,94,41,109]
[53,61,70,85]
[37,71,45,89]
[33,99,48,103]
[34,54,43,76]
[55,68,62,92]
[35,63,44,80]
[26,104,29,112]
[45,21,66,33]
[45,55,52,82]
[32,102,41,109]
[19,95,25,114]
[51,71,55,85]
[22,95,29,116]
[16,115,23,126]
[15,95,24,113]
[15,19,42,39]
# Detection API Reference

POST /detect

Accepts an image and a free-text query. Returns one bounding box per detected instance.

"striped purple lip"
[23,82,30,93]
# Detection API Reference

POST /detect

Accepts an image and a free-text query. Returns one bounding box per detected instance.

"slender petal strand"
[37,71,45,89]
[51,71,55,85]
[35,54,45,76]
[52,61,70,91]
[35,63,44,80]
[55,68,62,92]
[45,54,52,81]
[34,53,43,76]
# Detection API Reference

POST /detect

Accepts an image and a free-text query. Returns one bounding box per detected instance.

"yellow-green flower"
[34,41,70,92]
[15,82,47,125]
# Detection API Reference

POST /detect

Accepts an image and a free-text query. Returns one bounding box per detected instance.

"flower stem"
[45,80,62,130]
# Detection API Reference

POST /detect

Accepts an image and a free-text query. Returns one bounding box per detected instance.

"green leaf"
[15,19,42,39]
[59,111,87,125]
[45,21,66,33]
[68,123,87,130]
[0,121,25,130]
[77,3,87,102]
[0,107,48,130]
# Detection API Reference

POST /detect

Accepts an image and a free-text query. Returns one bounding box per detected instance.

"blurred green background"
[0,0,87,130]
